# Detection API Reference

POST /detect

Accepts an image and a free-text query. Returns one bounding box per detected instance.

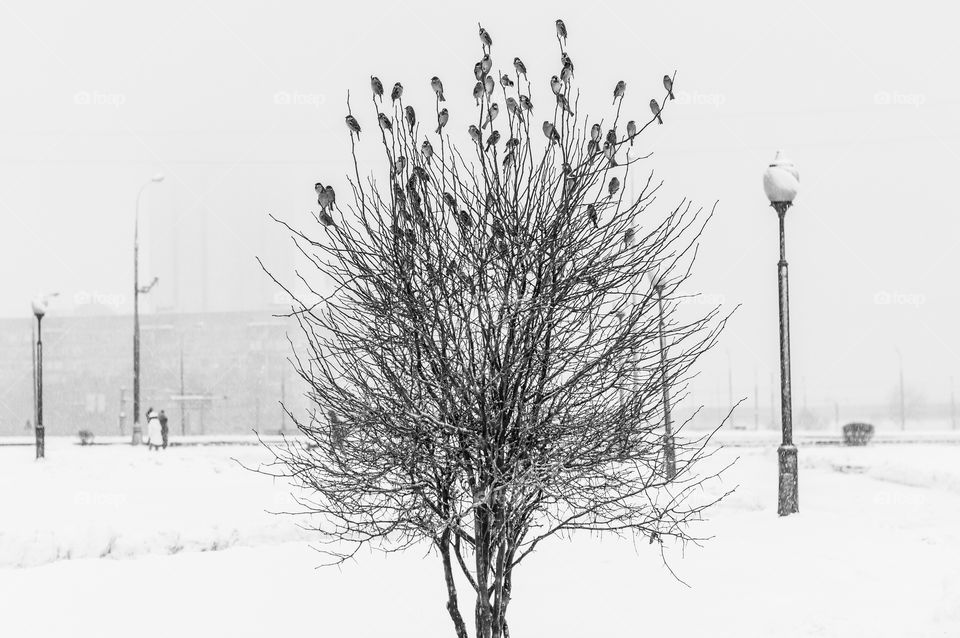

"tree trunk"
[439,531,469,638]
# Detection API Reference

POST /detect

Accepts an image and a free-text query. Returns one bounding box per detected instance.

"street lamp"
[763,150,800,516]
[647,264,676,480]
[31,293,58,460]
[133,173,164,445]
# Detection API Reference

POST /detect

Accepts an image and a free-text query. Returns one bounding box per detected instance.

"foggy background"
[2,0,958,426]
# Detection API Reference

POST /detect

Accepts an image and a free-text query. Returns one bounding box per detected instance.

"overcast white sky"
[1,0,958,410]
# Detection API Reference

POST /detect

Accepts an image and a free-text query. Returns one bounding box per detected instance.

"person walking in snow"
[159,410,169,449]
[146,407,162,451]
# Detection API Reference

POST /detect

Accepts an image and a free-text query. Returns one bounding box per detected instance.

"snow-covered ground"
[0,438,958,637]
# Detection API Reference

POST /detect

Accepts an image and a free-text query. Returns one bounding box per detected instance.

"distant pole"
[31,322,37,434]
[179,338,186,436]
[35,314,44,459]
[727,351,734,427]
[133,173,164,445]
[896,348,905,431]
[654,283,676,480]
[280,369,287,433]
[754,368,759,430]
[950,376,956,430]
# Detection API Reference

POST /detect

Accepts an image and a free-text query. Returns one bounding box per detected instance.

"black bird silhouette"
[586,203,597,227]
[500,74,514,87]
[391,82,403,103]
[627,120,637,145]
[370,76,383,101]
[404,105,416,132]
[318,210,336,228]
[378,113,392,132]
[485,130,500,151]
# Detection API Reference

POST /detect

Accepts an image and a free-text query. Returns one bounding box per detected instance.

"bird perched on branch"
[378,113,392,132]
[318,209,336,228]
[586,203,597,227]
[391,83,403,103]
[503,150,515,169]
[556,94,574,116]
[506,97,523,121]
[556,19,568,45]
[479,25,492,49]
[613,80,626,104]
[513,57,527,77]
[561,53,574,76]
[550,75,562,96]
[483,103,499,128]
[606,128,617,145]
[500,74,514,88]
[505,137,520,149]
[405,105,416,132]
[435,108,448,134]
[590,123,601,142]
[542,121,560,144]
[608,177,620,198]
[484,75,495,96]
[468,124,482,144]
[474,63,484,81]
[627,120,637,145]
[345,114,361,137]
[442,192,457,211]
[481,54,492,75]
[485,130,500,151]
[624,227,635,248]
[412,166,429,183]
[519,95,533,112]
[587,139,600,155]
[421,140,434,164]
[473,82,484,106]
[649,99,663,124]
[370,76,383,101]
[603,141,617,166]
[391,156,406,177]
[663,75,675,100]
[431,76,446,102]
[323,185,336,208]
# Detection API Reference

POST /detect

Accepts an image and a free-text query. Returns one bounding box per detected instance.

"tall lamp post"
[651,271,676,480]
[133,173,164,445]
[31,293,58,460]
[763,151,800,516]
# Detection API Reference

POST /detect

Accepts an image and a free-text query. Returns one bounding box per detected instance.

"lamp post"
[651,270,676,480]
[896,348,905,430]
[763,150,800,516]
[31,293,57,460]
[133,173,164,445]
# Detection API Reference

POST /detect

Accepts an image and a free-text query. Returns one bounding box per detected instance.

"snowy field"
[1,438,958,637]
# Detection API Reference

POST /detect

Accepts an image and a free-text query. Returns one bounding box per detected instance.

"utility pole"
[896,348,905,431]
[179,338,186,436]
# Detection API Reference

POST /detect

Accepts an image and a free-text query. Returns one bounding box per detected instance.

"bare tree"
[262,19,731,638]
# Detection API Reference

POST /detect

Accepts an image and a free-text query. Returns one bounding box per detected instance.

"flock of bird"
[318,20,676,230]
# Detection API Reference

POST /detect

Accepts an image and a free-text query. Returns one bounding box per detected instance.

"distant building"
[0,311,308,436]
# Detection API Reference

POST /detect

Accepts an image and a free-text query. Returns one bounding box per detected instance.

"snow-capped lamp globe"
[31,296,49,319]
[763,150,799,216]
